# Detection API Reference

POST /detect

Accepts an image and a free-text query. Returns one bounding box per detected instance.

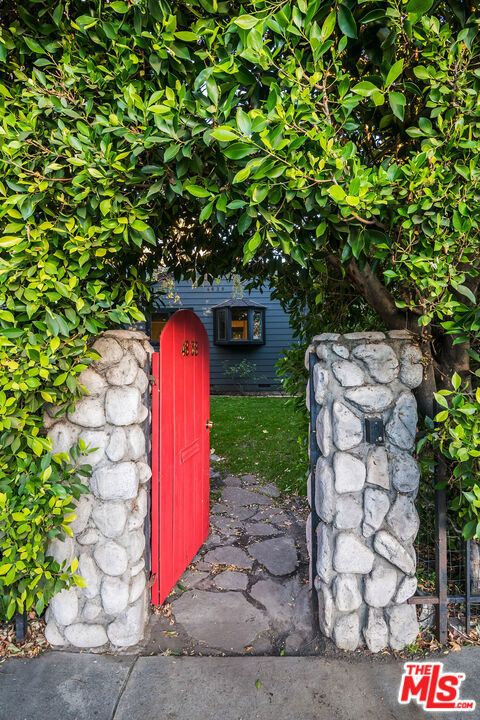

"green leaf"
[405,127,424,138]
[235,15,258,29]
[233,167,251,184]
[223,143,255,160]
[434,393,449,409]
[413,66,430,80]
[99,199,111,216]
[361,9,386,23]
[236,108,251,135]
[327,185,346,202]
[405,0,434,12]
[337,5,357,39]
[131,219,149,232]
[184,184,212,198]
[348,228,365,259]
[24,37,44,54]
[388,92,406,121]
[74,15,98,30]
[52,3,63,25]
[164,144,179,162]
[149,53,161,74]
[6,599,16,620]
[455,284,476,305]
[463,519,477,540]
[211,127,238,142]
[247,231,262,253]
[385,59,404,88]
[0,236,20,248]
[320,11,336,41]
[199,201,214,223]
[206,77,219,106]
[50,337,61,352]
[109,1,130,13]
[452,372,461,391]
[174,31,198,41]
[352,81,379,97]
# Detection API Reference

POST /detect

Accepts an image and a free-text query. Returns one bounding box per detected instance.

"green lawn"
[210,396,308,495]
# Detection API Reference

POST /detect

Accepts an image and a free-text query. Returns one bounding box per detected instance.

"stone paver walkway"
[143,472,320,656]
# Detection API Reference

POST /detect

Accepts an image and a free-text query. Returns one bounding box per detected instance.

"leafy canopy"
[0,0,479,621]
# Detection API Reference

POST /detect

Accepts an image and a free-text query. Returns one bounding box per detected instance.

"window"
[252,310,263,340]
[149,309,188,348]
[231,309,248,341]
[216,309,227,341]
[212,303,265,345]
[150,314,170,345]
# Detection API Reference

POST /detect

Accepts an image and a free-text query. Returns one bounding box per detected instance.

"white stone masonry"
[44,330,152,650]
[306,331,423,652]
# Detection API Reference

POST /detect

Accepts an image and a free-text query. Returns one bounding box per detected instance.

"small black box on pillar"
[365,417,384,445]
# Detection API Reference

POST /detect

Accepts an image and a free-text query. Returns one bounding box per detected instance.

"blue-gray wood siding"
[153,279,295,392]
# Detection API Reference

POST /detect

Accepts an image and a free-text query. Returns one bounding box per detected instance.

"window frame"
[213,306,266,346]
[149,308,192,348]
[216,307,228,342]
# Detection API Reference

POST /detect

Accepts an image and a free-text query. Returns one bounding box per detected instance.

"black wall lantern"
[212,298,266,346]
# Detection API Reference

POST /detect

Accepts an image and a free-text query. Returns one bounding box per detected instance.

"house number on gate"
[181,340,199,357]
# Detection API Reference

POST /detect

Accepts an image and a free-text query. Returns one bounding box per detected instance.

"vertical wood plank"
[160,314,175,603]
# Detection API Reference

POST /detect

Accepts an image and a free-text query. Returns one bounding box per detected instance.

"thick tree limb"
[327,255,419,333]
[326,255,439,416]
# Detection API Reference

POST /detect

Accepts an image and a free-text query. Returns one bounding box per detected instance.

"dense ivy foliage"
[426,380,480,538]
[0,0,152,617]
[0,444,90,619]
[0,0,479,617]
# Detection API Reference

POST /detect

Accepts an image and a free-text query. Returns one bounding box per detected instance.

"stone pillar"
[44,330,152,650]
[306,331,423,652]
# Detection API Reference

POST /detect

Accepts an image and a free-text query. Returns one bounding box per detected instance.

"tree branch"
[327,255,419,333]
[326,254,438,416]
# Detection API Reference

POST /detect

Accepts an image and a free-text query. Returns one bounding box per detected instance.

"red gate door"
[151,310,210,605]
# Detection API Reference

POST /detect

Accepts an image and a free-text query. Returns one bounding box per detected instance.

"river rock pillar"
[44,330,152,650]
[306,331,423,652]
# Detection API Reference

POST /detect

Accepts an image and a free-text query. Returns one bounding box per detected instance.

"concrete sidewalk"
[0,649,478,720]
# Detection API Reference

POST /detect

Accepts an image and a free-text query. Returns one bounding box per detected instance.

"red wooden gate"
[151,310,210,605]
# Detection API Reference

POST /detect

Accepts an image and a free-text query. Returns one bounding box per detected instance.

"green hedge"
[0,2,150,619]
[1,0,479,619]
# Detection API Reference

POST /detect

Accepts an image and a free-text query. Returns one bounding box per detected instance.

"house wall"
[152,279,296,392]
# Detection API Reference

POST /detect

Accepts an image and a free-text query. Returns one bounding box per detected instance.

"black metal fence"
[410,482,480,642]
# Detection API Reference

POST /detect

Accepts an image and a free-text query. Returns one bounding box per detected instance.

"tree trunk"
[414,340,436,419]
[434,333,471,389]
[336,257,480,596]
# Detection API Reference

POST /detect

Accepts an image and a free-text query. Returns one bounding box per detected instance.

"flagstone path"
[143,472,322,656]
